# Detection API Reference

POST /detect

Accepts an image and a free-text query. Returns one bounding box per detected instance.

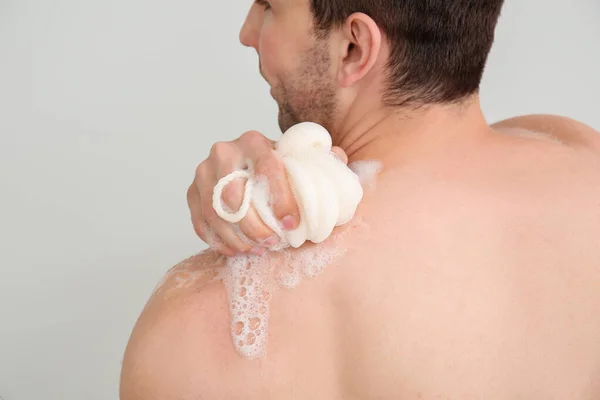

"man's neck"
[331,95,492,165]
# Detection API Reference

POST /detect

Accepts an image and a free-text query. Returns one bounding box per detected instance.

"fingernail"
[281,215,296,230]
[263,235,280,246]
[251,247,266,256]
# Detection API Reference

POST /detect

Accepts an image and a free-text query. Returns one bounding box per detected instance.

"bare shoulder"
[119,250,233,400]
[482,114,600,206]
[492,114,600,155]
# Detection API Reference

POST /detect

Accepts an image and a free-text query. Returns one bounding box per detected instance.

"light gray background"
[0,1,598,399]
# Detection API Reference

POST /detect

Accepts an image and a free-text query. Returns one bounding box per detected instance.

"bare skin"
[121,1,600,398]
[121,112,600,399]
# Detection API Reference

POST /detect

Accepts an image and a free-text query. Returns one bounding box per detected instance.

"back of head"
[310,0,506,107]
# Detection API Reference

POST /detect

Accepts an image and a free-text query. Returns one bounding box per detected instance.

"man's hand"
[187,130,348,257]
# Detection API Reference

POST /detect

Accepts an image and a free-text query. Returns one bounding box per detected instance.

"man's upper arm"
[119,250,230,400]
[492,114,600,155]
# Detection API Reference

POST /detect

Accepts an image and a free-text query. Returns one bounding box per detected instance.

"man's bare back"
[121,115,600,399]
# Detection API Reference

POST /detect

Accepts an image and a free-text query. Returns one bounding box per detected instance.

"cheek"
[258,27,293,80]
[258,36,279,76]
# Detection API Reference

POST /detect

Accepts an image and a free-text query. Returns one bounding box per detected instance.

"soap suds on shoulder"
[152,250,225,298]
[153,158,381,360]
[350,160,383,189]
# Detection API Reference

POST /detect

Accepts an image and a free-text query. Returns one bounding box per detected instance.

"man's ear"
[334,13,382,88]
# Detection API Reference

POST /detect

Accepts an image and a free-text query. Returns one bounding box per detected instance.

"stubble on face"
[271,38,337,133]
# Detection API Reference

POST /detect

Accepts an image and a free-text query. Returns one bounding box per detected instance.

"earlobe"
[336,13,382,88]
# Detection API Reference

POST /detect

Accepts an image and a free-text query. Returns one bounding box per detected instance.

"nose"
[239,7,260,50]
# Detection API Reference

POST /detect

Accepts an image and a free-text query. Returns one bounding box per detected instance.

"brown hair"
[310,0,505,107]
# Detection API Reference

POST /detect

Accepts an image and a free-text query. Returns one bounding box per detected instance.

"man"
[120,0,600,398]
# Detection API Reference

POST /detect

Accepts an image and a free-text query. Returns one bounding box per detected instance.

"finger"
[236,205,278,246]
[206,214,256,254]
[210,140,254,231]
[234,130,276,171]
[235,131,299,230]
[209,141,247,176]
[254,151,300,230]
[191,163,239,256]
[220,174,250,216]
[187,184,208,242]
[218,173,276,244]
[200,177,256,255]
[188,184,238,256]
[331,146,348,164]
[204,225,238,257]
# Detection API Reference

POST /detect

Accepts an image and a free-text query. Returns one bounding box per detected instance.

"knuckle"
[186,184,194,203]
[240,131,273,153]
[254,152,281,176]
[209,141,232,159]
[192,218,206,239]
[194,161,209,181]
[193,224,205,240]
[239,130,264,144]
[187,183,202,205]
[202,207,219,225]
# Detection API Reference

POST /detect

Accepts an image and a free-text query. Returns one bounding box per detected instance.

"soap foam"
[221,254,275,359]
[222,159,380,359]
[350,160,382,189]
[275,241,344,290]
[152,251,225,298]
[232,223,255,246]
[155,158,382,359]
[222,214,366,359]
[204,227,222,249]
[251,175,289,251]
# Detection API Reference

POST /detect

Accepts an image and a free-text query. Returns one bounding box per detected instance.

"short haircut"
[310,0,506,106]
